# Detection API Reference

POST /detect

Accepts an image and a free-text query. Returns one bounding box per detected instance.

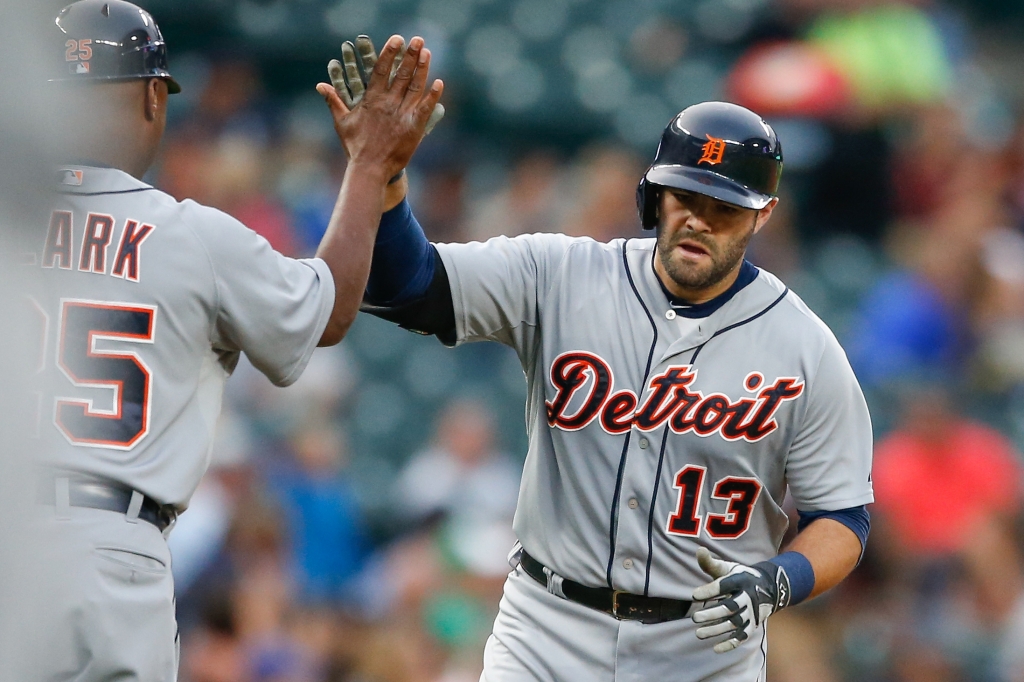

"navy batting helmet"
[637,102,782,230]
[52,0,181,94]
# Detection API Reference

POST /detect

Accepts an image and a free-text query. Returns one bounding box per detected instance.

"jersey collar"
[624,238,789,364]
[55,164,153,195]
[651,257,759,319]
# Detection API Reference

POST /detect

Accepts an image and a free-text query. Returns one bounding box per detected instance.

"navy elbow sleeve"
[365,198,435,306]
[797,505,871,557]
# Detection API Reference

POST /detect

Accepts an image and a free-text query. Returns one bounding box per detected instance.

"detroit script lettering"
[545,351,804,441]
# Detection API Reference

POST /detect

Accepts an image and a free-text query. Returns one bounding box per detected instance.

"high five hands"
[315,35,444,183]
[329,35,445,136]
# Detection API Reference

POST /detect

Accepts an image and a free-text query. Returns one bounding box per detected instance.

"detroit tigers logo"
[545,351,803,442]
[698,134,727,166]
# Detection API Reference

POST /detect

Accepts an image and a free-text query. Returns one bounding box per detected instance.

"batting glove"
[690,547,792,654]
[329,35,445,135]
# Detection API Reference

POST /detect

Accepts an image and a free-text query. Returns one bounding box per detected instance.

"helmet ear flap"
[636,176,660,231]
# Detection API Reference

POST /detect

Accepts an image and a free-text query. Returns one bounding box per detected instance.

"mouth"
[676,240,711,259]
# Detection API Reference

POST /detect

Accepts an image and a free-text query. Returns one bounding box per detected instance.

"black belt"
[520,551,694,625]
[38,476,177,532]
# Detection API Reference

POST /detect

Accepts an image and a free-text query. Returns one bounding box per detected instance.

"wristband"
[767,551,815,606]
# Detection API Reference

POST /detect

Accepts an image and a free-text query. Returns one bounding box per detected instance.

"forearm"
[784,517,862,599]
[316,162,390,346]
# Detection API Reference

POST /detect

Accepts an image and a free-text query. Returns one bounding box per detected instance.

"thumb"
[692,548,734,601]
[697,547,734,580]
[316,83,351,118]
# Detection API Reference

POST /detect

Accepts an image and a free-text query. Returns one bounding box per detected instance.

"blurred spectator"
[394,399,519,529]
[170,410,253,595]
[415,165,469,243]
[974,226,1024,392]
[560,145,643,241]
[205,135,298,256]
[806,2,953,112]
[181,595,245,682]
[269,419,367,605]
[873,385,1022,557]
[846,268,963,388]
[463,151,572,240]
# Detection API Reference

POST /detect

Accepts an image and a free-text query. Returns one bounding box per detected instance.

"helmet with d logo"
[637,102,782,229]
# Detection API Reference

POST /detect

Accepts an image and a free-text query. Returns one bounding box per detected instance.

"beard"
[656,224,754,293]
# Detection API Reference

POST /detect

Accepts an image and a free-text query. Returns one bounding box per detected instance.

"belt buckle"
[611,590,628,620]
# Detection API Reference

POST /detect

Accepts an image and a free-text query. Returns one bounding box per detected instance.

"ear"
[752,197,779,235]
[143,78,168,123]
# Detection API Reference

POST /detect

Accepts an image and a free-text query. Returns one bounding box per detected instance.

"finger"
[424,102,445,135]
[390,36,424,97]
[692,603,738,623]
[713,638,742,654]
[316,82,351,117]
[695,620,739,640]
[692,577,723,601]
[328,59,354,109]
[414,80,444,129]
[355,35,377,74]
[696,547,733,580]
[369,35,404,91]
[341,41,365,104]
[400,46,432,106]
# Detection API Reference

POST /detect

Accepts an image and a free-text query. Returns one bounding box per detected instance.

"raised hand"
[316,35,444,181]
[328,35,445,135]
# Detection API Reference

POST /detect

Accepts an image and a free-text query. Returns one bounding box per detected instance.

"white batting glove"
[691,547,792,654]
[328,35,445,135]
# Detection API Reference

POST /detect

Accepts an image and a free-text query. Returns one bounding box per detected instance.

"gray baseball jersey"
[435,233,873,601]
[31,165,335,508]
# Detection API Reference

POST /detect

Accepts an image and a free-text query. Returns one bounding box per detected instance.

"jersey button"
[622,558,634,570]
[665,310,677,320]
[627,498,639,510]
[638,437,650,449]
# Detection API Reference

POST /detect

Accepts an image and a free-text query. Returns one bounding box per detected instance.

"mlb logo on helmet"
[698,134,727,166]
[74,62,90,74]
[59,168,84,186]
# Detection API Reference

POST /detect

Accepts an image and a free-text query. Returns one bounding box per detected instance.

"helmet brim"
[645,164,774,210]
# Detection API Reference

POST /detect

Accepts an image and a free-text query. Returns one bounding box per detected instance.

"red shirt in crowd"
[873,420,1022,555]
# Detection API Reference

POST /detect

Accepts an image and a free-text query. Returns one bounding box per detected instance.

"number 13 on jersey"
[34,299,158,450]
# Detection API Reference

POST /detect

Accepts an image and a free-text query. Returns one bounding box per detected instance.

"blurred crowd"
[143,0,1024,680]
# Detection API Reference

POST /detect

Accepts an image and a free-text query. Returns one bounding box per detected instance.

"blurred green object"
[422,591,491,648]
[808,4,951,109]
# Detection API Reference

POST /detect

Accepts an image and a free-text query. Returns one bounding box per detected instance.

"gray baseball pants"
[3,488,178,682]
[481,565,766,682]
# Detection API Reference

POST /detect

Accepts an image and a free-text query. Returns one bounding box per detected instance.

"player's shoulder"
[438,232,622,271]
[752,267,844,348]
[57,165,242,233]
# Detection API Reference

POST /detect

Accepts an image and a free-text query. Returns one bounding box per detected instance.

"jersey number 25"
[42,300,157,450]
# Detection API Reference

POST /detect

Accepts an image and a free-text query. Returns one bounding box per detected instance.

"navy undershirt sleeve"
[797,505,871,557]
[365,198,435,306]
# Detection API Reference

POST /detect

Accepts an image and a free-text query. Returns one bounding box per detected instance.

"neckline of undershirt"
[651,256,759,319]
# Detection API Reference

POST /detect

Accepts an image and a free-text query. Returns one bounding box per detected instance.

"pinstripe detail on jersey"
[644,424,671,595]
[607,240,659,589]
[689,287,790,364]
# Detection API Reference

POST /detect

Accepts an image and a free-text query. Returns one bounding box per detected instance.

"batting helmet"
[637,102,782,230]
[52,0,181,94]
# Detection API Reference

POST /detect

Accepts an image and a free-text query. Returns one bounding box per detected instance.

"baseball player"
[21,2,442,680]
[340,85,872,678]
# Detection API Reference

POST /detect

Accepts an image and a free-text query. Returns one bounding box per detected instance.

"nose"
[684,210,712,234]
